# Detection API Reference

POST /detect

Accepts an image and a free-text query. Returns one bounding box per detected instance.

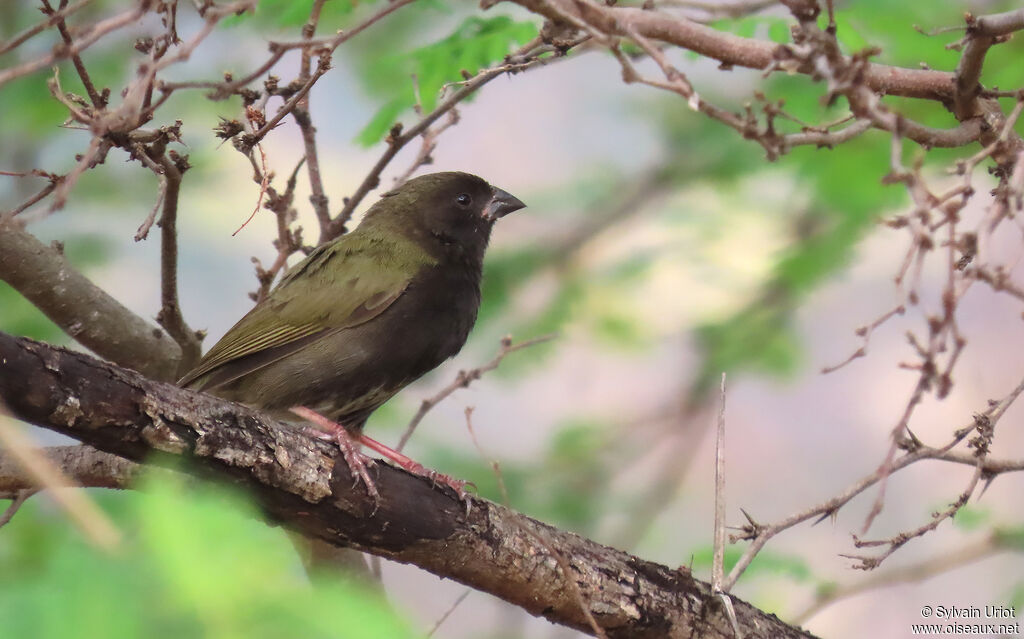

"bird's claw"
[296,410,381,506]
[419,468,474,514]
[296,407,473,514]
[334,432,381,504]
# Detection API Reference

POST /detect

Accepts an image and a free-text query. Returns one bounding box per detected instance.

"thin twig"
[464,406,509,506]
[0,3,147,88]
[154,154,201,372]
[425,589,471,638]
[328,38,553,237]
[722,372,1024,590]
[41,0,104,107]
[793,530,1017,624]
[711,373,727,593]
[294,0,331,233]
[0,0,93,56]
[392,109,460,188]
[246,53,332,149]
[396,334,557,452]
[2,176,61,219]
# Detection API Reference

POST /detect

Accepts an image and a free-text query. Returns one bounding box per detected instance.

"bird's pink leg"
[290,406,380,501]
[291,407,470,501]
[356,432,471,499]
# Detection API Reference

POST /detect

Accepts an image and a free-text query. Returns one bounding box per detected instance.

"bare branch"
[328,37,554,238]
[0,219,181,380]
[293,0,331,231]
[793,530,1017,624]
[153,154,202,374]
[508,0,959,100]
[41,0,105,107]
[0,2,147,88]
[0,0,93,56]
[396,334,557,452]
[711,373,728,593]
[722,371,1024,590]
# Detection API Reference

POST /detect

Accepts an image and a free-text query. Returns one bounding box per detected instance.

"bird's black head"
[365,171,525,264]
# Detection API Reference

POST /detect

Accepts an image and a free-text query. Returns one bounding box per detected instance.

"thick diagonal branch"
[0,332,816,639]
[0,220,180,380]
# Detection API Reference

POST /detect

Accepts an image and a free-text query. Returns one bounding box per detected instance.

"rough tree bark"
[0,331,816,639]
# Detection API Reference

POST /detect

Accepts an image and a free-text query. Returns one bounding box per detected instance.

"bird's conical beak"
[484,187,526,222]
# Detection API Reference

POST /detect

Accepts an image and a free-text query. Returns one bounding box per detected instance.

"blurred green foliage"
[0,468,412,639]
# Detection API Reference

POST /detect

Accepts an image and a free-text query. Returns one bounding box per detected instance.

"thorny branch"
[794,528,1023,624]
[722,372,1024,591]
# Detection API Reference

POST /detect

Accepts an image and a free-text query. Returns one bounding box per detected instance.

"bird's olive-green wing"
[178,234,434,389]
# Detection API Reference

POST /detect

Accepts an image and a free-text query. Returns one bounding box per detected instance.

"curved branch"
[0,332,817,639]
[507,0,957,100]
[0,220,180,381]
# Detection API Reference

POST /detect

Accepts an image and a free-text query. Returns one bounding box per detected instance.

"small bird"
[179,171,525,497]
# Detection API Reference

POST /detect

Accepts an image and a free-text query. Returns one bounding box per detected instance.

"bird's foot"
[357,432,474,508]
[291,406,381,503]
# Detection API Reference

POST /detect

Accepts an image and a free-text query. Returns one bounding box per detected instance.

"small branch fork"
[721,372,1024,591]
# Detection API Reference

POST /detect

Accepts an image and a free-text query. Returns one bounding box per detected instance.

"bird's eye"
[455,193,472,207]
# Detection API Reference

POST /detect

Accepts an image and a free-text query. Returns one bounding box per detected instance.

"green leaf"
[767,19,791,44]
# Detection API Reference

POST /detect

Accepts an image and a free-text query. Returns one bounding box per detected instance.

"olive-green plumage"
[179,171,525,430]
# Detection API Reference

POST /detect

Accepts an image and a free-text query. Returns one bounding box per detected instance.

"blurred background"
[2,1,1023,637]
